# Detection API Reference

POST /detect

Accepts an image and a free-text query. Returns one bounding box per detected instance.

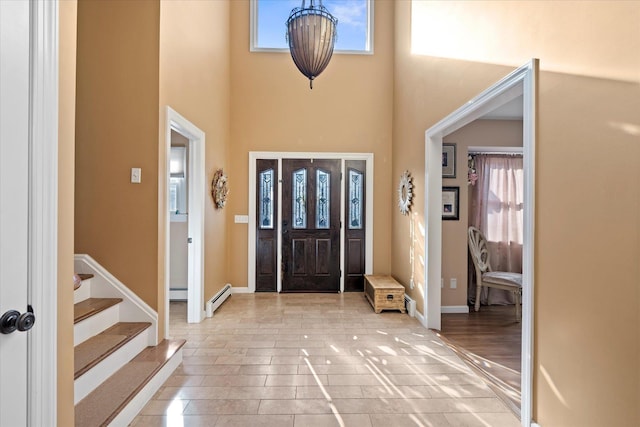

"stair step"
[74,322,151,380]
[75,339,186,427]
[74,298,123,324]
[74,273,93,291]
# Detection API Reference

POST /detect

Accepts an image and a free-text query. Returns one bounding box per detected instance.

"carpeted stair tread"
[73,273,94,291]
[77,273,94,281]
[74,322,152,379]
[75,339,186,427]
[74,298,123,324]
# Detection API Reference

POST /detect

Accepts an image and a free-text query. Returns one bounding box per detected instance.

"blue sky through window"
[255,0,370,51]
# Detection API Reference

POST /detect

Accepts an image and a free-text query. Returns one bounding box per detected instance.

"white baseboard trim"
[415,310,427,328]
[531,423,541,427]
[231,286,251,294]
[441,305,470,314]
[169,289,188,300]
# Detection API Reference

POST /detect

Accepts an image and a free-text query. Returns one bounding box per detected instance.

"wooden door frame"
[162,106,206,329]
[424,60,537,426]
[247,152,374,293]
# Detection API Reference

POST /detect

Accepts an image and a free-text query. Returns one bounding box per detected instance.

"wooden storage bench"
[364,275,406,314]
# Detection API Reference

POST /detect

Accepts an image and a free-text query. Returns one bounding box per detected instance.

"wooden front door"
[282,159,341,292]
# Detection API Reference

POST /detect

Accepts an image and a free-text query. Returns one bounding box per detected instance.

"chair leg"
[515,291,522,322]
[475,284,482,312]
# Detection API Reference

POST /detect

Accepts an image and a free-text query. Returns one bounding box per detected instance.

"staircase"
[73,254,185,426]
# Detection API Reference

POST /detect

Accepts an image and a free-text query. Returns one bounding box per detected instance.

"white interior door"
[0,1,31,424]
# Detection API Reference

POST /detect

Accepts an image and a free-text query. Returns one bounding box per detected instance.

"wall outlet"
[450,278,457,289]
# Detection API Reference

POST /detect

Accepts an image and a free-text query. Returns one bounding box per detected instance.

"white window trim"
[249,0,374,55]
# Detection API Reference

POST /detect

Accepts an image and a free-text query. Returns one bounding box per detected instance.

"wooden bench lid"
[364,275,405,290]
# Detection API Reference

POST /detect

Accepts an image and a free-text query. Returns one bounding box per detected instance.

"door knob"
[1,306,35,334]
[0,310,20,334]
[17,306,35,331]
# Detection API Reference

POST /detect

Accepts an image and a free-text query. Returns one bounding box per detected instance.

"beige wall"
[75,0,161,308]
[227,0,394,286]
[58,1,77,424]
[159,0,231,312]
[441,120,523,307]
[393,1,640,425]
[66,1,639,424]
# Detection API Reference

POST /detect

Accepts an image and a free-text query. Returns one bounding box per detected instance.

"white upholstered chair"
[467,226,522,322]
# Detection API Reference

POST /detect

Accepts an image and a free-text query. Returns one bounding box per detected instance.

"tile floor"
[130,293,520,426]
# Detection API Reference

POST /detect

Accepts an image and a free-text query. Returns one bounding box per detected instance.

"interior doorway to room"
[168,131,190,304]
[424,60,537,426]
[163,107,205,331]
[441,142,524,415]
[249,153,372,294]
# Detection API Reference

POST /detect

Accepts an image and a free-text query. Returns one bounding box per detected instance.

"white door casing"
[163,107,205,329]
[247,152,374,293]
[424,60,537,426]
[0,1,58,425]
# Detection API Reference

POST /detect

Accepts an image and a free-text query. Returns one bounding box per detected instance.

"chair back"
[468,226,492,274]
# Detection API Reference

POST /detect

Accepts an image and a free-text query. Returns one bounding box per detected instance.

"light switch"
[450,278,457,289]
[131,168,141,183]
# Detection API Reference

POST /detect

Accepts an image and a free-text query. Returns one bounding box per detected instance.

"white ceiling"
[481,95,523,120]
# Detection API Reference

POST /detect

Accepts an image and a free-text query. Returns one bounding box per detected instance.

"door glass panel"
[259,169,274,229]
[293,168,307,229]
[316,169,330,229]
[349,170,363,229]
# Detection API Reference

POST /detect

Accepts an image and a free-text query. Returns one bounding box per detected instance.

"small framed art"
[442,186,459,220]
[442,143,456,178]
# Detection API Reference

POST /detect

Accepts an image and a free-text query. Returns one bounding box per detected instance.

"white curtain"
[469,154,523,306]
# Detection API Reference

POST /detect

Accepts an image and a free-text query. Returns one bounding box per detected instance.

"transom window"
[250,0,373,54]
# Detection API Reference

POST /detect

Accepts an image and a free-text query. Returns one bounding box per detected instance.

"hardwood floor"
[438,305,521,416]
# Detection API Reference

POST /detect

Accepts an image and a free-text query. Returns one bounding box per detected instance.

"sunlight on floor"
[131,295,520,426]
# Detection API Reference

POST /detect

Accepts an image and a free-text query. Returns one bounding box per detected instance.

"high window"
[251,0,373,53]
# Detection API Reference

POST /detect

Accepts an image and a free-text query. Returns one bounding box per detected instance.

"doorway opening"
[163,107,205,332]
[424,60,537,425]
[247,152,373,293]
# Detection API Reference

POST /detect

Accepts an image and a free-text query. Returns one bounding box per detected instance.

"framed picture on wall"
[442,186,460,220]
[442,143,456,178]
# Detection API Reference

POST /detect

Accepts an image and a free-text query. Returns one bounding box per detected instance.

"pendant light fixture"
[286,0,338,89]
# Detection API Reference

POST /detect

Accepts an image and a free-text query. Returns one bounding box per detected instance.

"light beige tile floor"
[130,293,520,427]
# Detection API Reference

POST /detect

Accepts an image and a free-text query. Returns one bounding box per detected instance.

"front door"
[0,0,30,424]
[282,159,341,292]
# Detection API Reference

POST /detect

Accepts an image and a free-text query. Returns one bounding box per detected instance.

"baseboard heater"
[205,284,232,317]
[404,294,416,317]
